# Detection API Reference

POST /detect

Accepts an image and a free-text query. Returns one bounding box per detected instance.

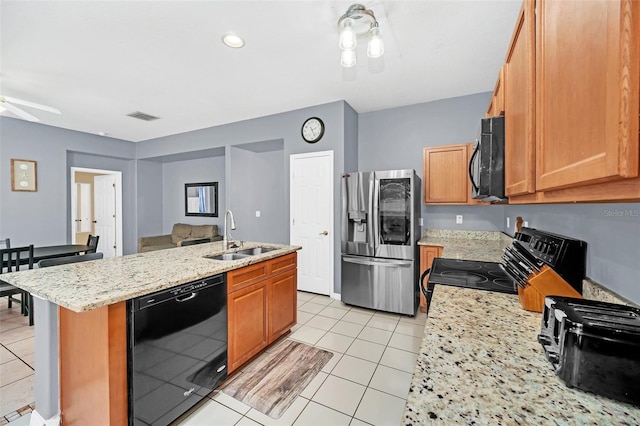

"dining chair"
[38,252,103,268]
[0,245,34,322]
[86,234,100,254]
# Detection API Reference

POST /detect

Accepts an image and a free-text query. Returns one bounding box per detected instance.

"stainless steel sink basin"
[205,253,249,261]
[236,247,277,256]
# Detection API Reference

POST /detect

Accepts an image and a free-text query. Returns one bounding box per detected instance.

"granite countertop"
[418,230,511,263]
[1,241,300,313]
[403,285,640,424]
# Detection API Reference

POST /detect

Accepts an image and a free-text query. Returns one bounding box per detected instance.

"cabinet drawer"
[227,262,269,293]
[269,252,297,276]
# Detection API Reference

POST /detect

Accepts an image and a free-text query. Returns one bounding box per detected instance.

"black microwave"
[469,116,506,202]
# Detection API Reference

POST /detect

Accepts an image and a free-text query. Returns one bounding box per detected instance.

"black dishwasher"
[127,274,227,426]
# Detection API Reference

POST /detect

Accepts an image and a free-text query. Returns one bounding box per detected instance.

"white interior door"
[290,151,334,295]
[94,174,118,258]
[79,183,92,232]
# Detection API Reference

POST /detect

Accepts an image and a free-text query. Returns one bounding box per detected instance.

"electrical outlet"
[256,211,261,217]
[524,221,529,227]
[419,217,423,226]
[456,215,463,224]
[506,217,510,228]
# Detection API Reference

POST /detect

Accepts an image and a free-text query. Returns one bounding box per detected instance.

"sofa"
[138,223,222,253]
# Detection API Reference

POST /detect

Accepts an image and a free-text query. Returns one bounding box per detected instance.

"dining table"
[32,244,92,263]
[1,244,92,267]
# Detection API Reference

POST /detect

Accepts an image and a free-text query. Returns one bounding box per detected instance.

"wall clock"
[301,117,325,143]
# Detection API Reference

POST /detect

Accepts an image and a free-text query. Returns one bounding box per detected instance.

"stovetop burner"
[428,258,517,294]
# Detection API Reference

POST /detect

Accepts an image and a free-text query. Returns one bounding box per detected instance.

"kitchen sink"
[205,253,249,261]
[236,247,277,256]
[204,246,277,261]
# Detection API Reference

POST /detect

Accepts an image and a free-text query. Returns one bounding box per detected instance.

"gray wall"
[0,117,137,251]
[136,160,163,239]
[161,156,226,233]
[228,145,286,244]
[358,92,504,232]
[137,100,349,292]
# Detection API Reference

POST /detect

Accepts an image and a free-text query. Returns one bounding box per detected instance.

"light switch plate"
[419,217,423,226]
[256,211,261,217]
[506,217,510,228]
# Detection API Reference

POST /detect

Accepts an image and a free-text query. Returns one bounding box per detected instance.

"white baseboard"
[331,292,341,301]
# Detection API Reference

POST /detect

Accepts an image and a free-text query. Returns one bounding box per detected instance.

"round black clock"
[301,117,325,143]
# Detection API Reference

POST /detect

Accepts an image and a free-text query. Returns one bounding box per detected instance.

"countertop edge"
[3,242,301,313]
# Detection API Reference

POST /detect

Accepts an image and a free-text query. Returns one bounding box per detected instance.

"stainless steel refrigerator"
[340,169,420,316]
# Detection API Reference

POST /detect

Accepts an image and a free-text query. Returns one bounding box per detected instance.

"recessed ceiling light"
[222,33,244,48]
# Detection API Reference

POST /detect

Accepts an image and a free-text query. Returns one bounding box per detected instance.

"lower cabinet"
[227,253,297,374]
[419,245,442,313]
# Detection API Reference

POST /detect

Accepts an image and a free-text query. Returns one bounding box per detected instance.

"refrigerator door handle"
[368,173,376,251]
[372,175,380,248]
[342,256,412,268]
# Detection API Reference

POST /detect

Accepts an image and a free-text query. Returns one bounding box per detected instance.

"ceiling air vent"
[127,111,160,121]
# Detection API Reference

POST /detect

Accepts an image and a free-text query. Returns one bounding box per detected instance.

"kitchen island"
[1,241,300,426]
[403,285,640,424]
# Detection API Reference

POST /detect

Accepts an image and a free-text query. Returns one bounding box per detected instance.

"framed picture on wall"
[11,159,37,192]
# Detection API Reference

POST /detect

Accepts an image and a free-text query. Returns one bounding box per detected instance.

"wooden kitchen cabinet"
[227,280,269,373]
[485,65,506,118]
[535,0,639,192]
[419,245,442,313]
[503,0,640,203]
[504,0,536,197]
[227,253,297,373]
[423,143,487,205]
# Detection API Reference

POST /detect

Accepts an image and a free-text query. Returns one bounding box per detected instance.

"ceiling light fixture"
[222,33,245,48]
[337,4,384,68]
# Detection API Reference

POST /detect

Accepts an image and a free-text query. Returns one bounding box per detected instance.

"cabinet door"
[423,144,470,204]
[536,0,639,191]
[418,246,442,313]
[504,0,536,197]
[486,65,506,118]
[268,268,297,343]
[227,281,268,373]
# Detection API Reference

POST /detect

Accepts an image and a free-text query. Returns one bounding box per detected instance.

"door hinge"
[292,218,295,225]
[112,183,116,188]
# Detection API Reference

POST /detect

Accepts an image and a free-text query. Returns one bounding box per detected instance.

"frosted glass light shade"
[341,49,357,67]
[367,27,384,58]
[339,18,357,50]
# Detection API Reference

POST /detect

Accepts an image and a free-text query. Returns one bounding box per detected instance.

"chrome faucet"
[223,210,237,249]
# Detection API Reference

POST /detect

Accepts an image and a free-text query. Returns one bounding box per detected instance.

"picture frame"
[184,182,218,217]
[11,159,37,192]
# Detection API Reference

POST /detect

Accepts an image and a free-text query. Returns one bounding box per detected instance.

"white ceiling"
[0,1,521,143]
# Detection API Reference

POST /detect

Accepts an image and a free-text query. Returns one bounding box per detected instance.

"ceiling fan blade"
[1,101,40,122]
[3,96,61,114]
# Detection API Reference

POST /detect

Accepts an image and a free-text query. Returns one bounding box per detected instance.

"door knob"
[319,231,329,236]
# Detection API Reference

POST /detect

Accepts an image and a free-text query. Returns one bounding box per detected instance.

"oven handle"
[468,141,480,193]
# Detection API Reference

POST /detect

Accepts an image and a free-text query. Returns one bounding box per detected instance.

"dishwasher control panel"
[133,273,225,311]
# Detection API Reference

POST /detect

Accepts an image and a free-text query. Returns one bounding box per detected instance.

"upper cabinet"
[504,0,536,197]
[486,65,506,118]
[423,143,487,205]
[536,0,639,191]
[501,0,640,203]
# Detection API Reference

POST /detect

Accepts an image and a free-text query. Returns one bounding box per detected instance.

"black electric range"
[428,258,518,294]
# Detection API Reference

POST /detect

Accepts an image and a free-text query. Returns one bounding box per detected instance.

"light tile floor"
[176,292,426,426]
[0,292,426,426]
[0,301,35,425]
